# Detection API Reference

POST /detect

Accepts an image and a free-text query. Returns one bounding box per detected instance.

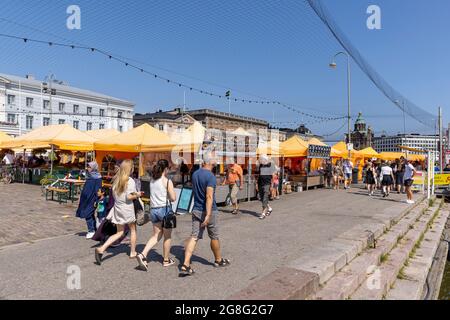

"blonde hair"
[112,159,133,196]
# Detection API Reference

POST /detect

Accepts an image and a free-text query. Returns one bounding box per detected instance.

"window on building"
[119,125,123,132]
[7,114,16,123]
[118,111,123,118]
[59,102,65,112]
[73,105,79,114]
[159,124,164,131]
[58,119,65,125]
[26,97,33,108]
[26,116,33,129]
[43,100,50,109]
[87,107,92,115]
[43,117,50,126]
[7,95,15,105]
[86,122,92,131]
[99,123,105,129]
[73,120,79,129]
[100,109,105,117]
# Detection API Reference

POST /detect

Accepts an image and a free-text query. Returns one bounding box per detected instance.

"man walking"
[343,158,354,189]
[180,152,230,276]
[256,154,275,220]
[222,162,243,214]
[402,156,417,204]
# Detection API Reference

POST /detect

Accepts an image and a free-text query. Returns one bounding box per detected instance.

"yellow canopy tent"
[280,136,308,158]
[308,137,327,146]
[0,131,12,149]
[359,147,380,159]
[257,139,283,156]
[86,128,121,141]
[332,141,363,159]
[94,123,175,153]
[170,121,206,153]
[330,148,343,158]
[2,124,95,151]
[379,152,406,161]
[232,127,252,136]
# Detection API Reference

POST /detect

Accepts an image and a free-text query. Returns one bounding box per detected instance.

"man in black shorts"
[180,152,230,276]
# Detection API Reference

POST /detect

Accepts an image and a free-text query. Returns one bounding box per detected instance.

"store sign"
[434,174,450,186]
[308,145,331,159]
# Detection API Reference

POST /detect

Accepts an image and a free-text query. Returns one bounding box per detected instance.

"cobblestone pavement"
[0,184,418,299]
[0,183,84,248]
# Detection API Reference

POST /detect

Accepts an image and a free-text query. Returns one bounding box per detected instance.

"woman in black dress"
[366,161,377,196]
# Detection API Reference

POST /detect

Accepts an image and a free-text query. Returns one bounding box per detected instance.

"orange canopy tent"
[332,141,363,159]
[0,131,12,149]
[280,136,308,158]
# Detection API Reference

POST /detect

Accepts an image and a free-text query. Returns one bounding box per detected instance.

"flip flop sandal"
[163,258,175,267]
[214,258,231,268]
[136,253,148,271]
[95,249,103,265]
[232,210,239,215]
[180,264,195,276]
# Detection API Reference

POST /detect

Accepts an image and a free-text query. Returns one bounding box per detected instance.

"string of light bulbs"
[0,32,345,122]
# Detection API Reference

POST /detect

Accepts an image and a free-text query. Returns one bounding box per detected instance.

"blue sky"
[0,0,448,141]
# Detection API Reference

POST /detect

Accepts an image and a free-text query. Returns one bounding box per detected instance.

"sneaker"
[406,200,415,204]
[259,213,266,220]
[86,232,95,239]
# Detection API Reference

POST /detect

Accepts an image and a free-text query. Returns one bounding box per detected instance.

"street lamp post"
[330,51,351,159]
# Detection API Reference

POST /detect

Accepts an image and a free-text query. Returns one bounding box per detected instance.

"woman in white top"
[380,161,395,198]
[136,159,177,271]
[95,159,142,265]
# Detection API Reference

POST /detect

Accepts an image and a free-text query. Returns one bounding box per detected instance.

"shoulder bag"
[162,178,177,229]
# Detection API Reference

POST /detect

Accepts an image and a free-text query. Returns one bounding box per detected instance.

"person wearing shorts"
[222,163,243,215]
[180,152,230,276]
[342,159,353,189]
[402,157,416,204]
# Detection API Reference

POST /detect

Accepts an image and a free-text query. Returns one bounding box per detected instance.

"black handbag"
[162,179,177,229]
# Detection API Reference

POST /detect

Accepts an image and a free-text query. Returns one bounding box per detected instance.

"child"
[95,187,109,229]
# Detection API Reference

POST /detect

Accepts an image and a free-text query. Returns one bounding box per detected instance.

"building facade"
[0,73,134,137]
[277,124,323,142]
[134,108,269,136]
[346,112,374,150]
[373,133,445,158]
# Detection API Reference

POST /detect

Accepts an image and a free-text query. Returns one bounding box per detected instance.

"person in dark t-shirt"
[256,154,275,220]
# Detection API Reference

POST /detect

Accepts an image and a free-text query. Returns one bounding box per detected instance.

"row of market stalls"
[0,123,428,206]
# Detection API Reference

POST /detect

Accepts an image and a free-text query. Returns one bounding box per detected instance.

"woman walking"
[76,161,103,239]
[366,161,377,196]
[95,159,141,265]
[380,161,395,198]
[332,160,343,190]
[136,159,177,271]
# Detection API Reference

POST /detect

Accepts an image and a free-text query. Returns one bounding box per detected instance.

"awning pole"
[22,148,25,184]
[50,145,54,175]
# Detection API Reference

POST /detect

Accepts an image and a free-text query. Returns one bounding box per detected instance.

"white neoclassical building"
[0,73,134,137]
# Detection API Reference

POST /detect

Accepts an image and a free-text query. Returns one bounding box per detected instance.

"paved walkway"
[0,184,417,299]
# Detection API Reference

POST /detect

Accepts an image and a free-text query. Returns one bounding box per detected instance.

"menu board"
[176,187,194,214]
[308,145,331,159]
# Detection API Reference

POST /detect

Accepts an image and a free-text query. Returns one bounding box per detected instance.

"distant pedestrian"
[180,151,230,276]
[95,159,141,265]
[136,159,177,271]
[222,162,244,214]
[394,159,405,194]
[324,159,333,189]
[332,160,344,190]
[271,170,280,200]
[256,154,275,219]
[342,159,353,189]
[95,187,109,228]
[380,161,395,197]
[366,161,377,196]
[76,161,103,239]
[180,160,189,185]
[402,157,417,204]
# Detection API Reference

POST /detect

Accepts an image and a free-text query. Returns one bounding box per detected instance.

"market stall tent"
[280,136,308,157]
[332,141,363,159]
[94,123,175,153]
[86,128,121,141]
[359,147,380,159]
[257,139,283,156]
[2,124,95,151]
[0,131,12,148]
[170,121,206,153]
